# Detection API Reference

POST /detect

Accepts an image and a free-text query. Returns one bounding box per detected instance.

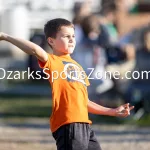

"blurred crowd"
[28,0,150,113]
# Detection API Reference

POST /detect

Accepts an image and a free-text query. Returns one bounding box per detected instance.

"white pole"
[1,4,30,61]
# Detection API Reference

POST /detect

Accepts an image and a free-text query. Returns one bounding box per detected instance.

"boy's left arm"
[88,100,134,118]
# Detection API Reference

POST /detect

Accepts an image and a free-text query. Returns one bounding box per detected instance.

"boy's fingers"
[119,109,128,115]
[123,103,129,108]
[123,103,129,106]
[119,111,129,117]
[129,106,134,111]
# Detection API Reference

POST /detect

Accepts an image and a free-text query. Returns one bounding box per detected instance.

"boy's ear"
[47,37,54,47]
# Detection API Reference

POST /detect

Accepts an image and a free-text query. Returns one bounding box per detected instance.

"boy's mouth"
[69,45,74,47]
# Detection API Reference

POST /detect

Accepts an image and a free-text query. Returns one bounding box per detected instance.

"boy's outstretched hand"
[0,32,6,41]
[115,103,134,118]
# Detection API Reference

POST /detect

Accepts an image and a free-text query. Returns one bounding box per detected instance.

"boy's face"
[49,26,76,55]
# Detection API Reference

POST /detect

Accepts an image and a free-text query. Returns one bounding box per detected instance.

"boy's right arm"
[0,32,48,63]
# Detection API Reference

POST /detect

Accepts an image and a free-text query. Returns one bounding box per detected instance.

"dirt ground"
[0,118,150,150]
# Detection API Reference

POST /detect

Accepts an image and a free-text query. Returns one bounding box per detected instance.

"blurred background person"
[72,14,114,103]
[72,0,92,45]
[100,1,118,45]
[125,26,150,113]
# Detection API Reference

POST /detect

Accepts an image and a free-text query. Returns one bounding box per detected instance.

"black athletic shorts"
[52,123,102,150]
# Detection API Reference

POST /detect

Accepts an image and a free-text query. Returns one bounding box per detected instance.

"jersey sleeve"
[38,53,51,69]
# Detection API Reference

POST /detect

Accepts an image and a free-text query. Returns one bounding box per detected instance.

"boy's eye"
[63,35,69,38]
[63,35,75,38]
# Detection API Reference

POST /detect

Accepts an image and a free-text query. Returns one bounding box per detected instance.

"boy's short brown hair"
[44,18,74,40]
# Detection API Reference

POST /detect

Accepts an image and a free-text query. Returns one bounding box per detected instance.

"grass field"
[0,97,52,117]
[0,97,150,126]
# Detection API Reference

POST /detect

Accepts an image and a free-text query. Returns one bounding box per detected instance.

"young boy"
[0,18,134,150]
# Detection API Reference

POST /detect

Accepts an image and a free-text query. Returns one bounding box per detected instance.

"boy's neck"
[53,51,70,57]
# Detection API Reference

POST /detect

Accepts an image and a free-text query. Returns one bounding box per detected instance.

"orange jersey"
[38,53,92,133]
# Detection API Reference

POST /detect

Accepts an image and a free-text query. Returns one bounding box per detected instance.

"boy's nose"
[69,38,74,43]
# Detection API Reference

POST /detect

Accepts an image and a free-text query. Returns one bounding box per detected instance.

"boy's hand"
[115,103,134,118]
[0,32,6,41]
